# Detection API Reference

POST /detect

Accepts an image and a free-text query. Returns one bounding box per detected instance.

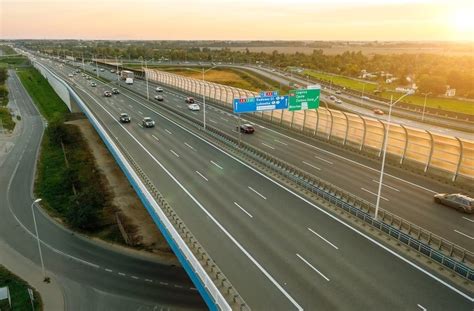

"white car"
[155,87,163,92]
[188,104,200,111]
[335,99,343,104]
[68,73,74,77]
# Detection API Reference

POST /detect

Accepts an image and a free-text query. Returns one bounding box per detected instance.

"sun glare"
[450,7,474,35]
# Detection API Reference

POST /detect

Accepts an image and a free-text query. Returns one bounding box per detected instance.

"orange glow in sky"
[1,0,473,40]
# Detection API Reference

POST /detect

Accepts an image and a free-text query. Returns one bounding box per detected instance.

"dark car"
[112,88,120,94]
[119,113,130,123]
[238,123,255,134]
[185,97,195,103]
[434,193,473,214]
[142,117,155,128]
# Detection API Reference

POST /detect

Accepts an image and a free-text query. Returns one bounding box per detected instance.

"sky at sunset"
[1,0,473,41]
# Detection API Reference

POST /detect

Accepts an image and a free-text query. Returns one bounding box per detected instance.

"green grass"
[303,68,474,116]
[0,45,17,55]
[0,57,29,68]
[0,108,15,132]
[17,67,69,122]
[380,91,474,116]
[303,69,377,93]
[0,265,42,311]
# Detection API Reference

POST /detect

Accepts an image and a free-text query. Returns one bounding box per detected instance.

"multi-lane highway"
[0,69,205,310]
[39,58,473,310]
[78,62,474,251]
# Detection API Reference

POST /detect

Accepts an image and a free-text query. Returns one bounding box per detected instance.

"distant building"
[445,88,456,97]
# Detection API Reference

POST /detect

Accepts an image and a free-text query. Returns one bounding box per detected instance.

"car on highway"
[361,96,370,100]
[110,69,115,73]
[335,99,343,104]
[68,73,74,77]
[434,193,473,214]
[103,91,112,97]
[335,90,342,94]
[329,95,336,100]
[188,103,200,111]
[112,88,120,94]
[119,113,131,123]
[90,82,97,87]
[154,95,164,101]
[142,117,155,128]
[373,108,384,115]
[238,123,255,134]
[185,97,195,103]
[86,76,91,80]
[155,87,163,92]
[100,68,104,72]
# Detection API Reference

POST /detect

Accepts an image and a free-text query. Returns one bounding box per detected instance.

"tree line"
[20,40,474,98]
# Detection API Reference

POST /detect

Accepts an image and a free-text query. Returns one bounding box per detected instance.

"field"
[303,69,474,115]
[155,67,290,94]
[303,69,377,93]
[380,91,474,116]
[222,45,474,56]
[0,265,42,311]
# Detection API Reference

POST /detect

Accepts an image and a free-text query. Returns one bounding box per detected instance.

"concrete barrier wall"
[146,68,474,182]
[33,61,233,311]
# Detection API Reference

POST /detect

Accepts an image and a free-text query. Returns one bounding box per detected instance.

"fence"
[33,61,246,311]
[145,69,474,183]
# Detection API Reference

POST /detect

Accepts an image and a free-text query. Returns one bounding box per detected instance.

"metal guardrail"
[143,68,474,183]
[111,76,473,282]
[32,61,249,311]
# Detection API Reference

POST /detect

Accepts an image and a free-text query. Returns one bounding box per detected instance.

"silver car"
[434,193,473,214]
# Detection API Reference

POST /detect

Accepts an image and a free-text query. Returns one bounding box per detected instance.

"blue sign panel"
[233,95,288,113]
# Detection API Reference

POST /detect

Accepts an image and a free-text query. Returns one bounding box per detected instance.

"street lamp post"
[31,198,47,282]
[186,65,218,130]
[144,59,150,100]
[374,92,411,220]
[421,92,432,122]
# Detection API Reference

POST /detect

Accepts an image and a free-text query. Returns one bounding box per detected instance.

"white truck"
[125,77,133,85]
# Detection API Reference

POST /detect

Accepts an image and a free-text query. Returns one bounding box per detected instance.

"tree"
[417,74,446,95]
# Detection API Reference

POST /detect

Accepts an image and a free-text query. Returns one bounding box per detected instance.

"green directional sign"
[288,88,320,111]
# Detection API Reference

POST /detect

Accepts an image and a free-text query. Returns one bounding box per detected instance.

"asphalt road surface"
[0,70,205,310]
[76,62,474,251]
[40,59,473,310]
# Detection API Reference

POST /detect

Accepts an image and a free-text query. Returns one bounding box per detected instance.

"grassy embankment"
[127,64,291,94]
[17,66,120,240]
[303,69,474,116]
[0,48,25,131]
[0,265,42,311]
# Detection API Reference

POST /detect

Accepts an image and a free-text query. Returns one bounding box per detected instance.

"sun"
[449,7,474,35]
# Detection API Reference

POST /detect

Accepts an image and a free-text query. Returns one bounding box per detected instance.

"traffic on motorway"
[28,54,473,310]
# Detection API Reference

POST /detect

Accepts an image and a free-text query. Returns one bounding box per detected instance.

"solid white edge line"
[85,69,474,303]
[248,186,267,200]
[296,253,330,281]
[234,202,253,218]
[307,228,339,250]
[75,86,303,310]
[361,188,389,201]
